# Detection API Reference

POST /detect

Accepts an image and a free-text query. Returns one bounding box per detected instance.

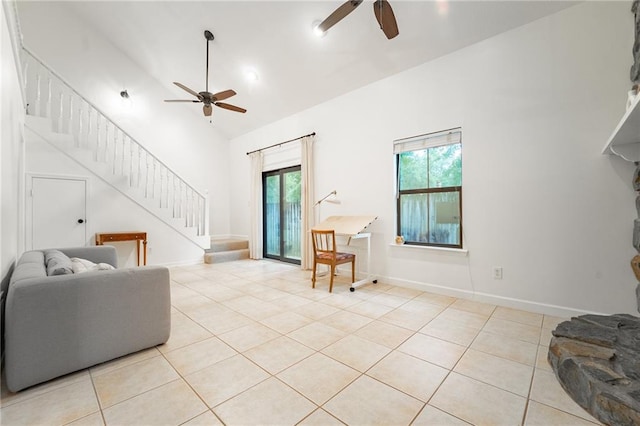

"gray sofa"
[4,246,171,392]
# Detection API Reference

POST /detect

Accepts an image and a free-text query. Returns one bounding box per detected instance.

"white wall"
[16,2,231,238]
[24,128,205,266]
[228,2,637,316]
[1,2,25,291]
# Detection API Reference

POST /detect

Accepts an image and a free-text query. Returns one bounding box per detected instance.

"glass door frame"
[262,165,302,265]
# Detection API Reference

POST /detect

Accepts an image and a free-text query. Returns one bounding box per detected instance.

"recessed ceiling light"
[245,69,259,82]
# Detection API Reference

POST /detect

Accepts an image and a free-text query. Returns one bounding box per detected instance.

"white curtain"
[300,135,315,269]
[249,151,263,259]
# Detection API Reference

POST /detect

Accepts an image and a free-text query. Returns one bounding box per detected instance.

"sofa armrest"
[4,265,170,392]
[59,246,118,268]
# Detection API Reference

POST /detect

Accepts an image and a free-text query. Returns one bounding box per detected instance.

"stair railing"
[21,47,209,237]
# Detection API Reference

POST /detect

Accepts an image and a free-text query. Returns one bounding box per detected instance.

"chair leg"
[351,259,355,283]
[329,264,335,293]
[312,261,317,288]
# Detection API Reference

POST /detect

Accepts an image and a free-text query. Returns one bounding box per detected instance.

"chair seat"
[317,252,354,262]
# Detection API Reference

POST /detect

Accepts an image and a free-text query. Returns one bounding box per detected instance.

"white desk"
[313,215,377,291]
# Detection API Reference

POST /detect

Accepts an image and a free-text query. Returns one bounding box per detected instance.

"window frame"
[395,129,463,249]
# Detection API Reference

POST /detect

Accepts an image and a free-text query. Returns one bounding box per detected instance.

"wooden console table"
[95,232,147,266]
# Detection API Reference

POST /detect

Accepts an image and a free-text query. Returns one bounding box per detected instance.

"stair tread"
[207,248,249,255]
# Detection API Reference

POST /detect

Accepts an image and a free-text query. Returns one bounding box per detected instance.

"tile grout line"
[411,309,491,424]
[179,267,400,425]
[190,265,547,424]
[85,368,107,426]
[7,260,587,426]
[157,335,231,426]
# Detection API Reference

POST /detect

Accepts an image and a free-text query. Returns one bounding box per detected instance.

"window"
[395,128,462,248]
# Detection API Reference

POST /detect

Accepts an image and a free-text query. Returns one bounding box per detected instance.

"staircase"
[204,238,250,264]
[21,47,210,249]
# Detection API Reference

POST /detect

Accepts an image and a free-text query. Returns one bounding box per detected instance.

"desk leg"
[143,239,147,266]
[136,240,140,266]
[349,234,377,292]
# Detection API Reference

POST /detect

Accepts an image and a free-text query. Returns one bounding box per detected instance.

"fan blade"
[318,0,363,33]
[164,100,200,103]
[203,104,213,116]
[212,89,236,102]
[373,0,399,39]
[215,102,246,113]
[174,82,202,99]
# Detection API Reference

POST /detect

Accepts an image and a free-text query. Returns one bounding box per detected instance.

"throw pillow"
[70,257,116,274]
[44,250,73,276]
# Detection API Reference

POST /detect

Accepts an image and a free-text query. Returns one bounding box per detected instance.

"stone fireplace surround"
[549,314,640,425]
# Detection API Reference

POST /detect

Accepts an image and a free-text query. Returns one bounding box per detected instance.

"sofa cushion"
[44,250,73,276]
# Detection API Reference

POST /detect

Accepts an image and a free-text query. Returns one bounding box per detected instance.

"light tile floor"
[1,259,603,425]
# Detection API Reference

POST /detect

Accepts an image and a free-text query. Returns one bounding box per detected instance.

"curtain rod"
[246,132,316,156]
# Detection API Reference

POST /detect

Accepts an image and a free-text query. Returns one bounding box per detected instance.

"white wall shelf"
[603,94,640,163]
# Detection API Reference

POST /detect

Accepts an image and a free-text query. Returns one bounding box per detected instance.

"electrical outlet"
[492,267,503,280]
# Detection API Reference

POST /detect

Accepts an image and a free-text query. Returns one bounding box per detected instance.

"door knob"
[77,219,84,224]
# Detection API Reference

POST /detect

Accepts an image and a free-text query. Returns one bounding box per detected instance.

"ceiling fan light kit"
[164,30,247,118]
[311,19,327,37]
[318,0,398,39]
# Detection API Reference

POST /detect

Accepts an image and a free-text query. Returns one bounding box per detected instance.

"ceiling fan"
[164,30,246,117]
[318,0,399,40]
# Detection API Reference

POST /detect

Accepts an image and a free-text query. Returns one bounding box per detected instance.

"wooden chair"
[311,229,355,292]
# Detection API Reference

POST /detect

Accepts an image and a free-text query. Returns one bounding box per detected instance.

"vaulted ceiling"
[21,1,579,139]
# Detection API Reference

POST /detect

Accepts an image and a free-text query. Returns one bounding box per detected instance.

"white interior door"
[31,176,87,249]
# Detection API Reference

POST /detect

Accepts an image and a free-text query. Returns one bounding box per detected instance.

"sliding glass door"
[263,166,301,264]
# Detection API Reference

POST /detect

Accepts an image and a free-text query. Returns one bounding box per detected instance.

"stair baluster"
[112,127,118,174]
[45,75,52,118]
[135,145,141,188]
[21,47,211,245]
[76,103,82,148]
[22,60,29,108]
[86,106,92,150]
[57,92,64,133]
[173,177,179,218]
[186,188,191,228]
[129,140,134,187]
[159,165,164,206]
[95,114,101,162]
[67,95,73,135]
[121,134,126,177]
[151,159,157,200]
[34,71,41,117]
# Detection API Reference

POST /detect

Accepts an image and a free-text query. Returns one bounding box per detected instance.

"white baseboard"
[379,275,606,318]
[158,256,607,318]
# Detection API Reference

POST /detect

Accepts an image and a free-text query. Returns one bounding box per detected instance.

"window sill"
[389,243,468,256]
